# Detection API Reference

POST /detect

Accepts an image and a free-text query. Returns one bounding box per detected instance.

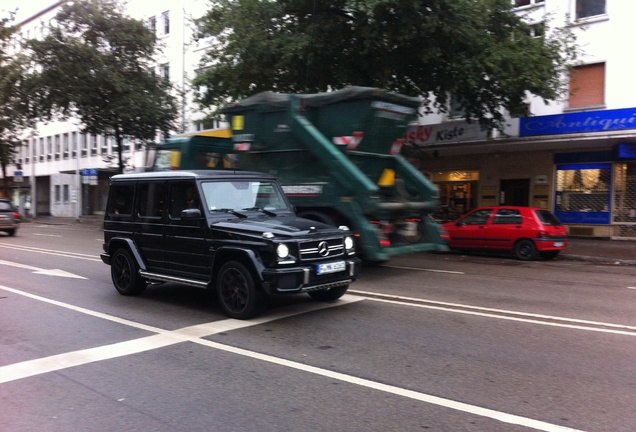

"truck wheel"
[308,285,349,302]
[111,248,147,295]
[514,239,537,261]
[216,261,265,319]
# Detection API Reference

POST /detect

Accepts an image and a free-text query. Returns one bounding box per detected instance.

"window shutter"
[569,63,605,108]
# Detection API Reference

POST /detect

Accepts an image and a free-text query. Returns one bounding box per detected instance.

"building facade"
[411,0,636,239]
[3,0,213,218]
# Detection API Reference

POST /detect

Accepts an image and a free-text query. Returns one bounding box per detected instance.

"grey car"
[0,198,19,236]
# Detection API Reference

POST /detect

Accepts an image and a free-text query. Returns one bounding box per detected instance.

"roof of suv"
[110,170,277,182]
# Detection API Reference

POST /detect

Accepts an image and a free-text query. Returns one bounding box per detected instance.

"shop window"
[555,163,610,224]
[568,63,605,108]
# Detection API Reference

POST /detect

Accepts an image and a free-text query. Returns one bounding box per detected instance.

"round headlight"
[276,243,290,258]
[344,236,354,250]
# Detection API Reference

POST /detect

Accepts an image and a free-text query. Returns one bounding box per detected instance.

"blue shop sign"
[520,107,636,137]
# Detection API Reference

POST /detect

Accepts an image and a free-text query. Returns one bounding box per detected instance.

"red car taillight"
[13,211,20,220]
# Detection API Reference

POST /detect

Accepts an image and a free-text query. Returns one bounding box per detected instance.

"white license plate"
[316,261,346,275]
[553,242,564,247]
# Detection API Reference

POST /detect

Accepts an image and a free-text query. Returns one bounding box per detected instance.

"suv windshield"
[201,180,290,213]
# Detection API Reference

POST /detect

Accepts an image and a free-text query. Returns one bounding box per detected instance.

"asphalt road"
[1,222,635,432]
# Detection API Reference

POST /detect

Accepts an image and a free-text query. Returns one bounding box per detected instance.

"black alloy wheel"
[111,248,147,295]
[216,261,264,319]
[514,239,537,261]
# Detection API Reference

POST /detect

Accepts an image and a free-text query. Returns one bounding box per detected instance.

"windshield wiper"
[211,208,247,218]
[242,207,277,216]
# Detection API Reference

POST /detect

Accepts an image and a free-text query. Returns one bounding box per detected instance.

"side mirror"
[181,208,202,220]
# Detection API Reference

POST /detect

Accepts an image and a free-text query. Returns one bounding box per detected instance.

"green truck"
[150,87,447,261]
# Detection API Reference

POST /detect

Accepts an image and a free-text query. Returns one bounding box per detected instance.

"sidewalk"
[25,215,636,265]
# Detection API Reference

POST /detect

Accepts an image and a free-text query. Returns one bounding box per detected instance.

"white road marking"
[627,286,636,290]
[0,259,86,279]
[0,243,101,262]
[32,233,62,237]
[350,289,636,335]
[0,285,585,431]
[383,264,465,274]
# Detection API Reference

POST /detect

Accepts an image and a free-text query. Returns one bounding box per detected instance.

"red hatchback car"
[441,206,568,260]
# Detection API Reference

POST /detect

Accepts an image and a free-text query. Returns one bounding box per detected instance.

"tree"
[25,0,179,174]
[0,12,30,198]
[192,0,578,132]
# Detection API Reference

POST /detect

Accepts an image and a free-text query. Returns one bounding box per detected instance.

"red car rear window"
[535,210,562,226]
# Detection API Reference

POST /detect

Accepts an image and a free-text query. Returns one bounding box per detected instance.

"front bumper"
[260,257,361,295]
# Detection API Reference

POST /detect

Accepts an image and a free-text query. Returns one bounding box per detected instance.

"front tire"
[308,285,349,301]
[111,248,147,295]
[515,239,537,261]
[216,261,265,319]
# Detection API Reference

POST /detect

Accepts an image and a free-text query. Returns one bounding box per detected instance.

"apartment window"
[91,135,98,156]
[527,22,545,38]
[81,134,88,157]
[39,138,44,162]
[162,11,170,35]
[159,63,170,80]
[147,16,156,33]
[55,185,61,202]
[25,140,30,164]
[63,184,70,202]
[449,94,466,118]
[135,139,143,151]
[47,137,52,160]
[63,133,69,159]
[54,135,61,160]
[576,0,606,19]
[101,136,109,154]
[569,63,605,108]
[72,132,77,158]
[513,0,544,7]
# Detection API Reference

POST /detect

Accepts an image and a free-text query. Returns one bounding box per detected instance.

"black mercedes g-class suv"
[101,170,361,319]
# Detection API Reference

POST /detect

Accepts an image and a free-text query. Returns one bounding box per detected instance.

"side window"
[493,209,523,224]
[107,184,135,218]
[137,182,166,219]
[169,181,200,219]
[461,209,493,225]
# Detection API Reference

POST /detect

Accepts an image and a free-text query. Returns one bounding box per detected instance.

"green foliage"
[0,11,30,197]
[193,0,578,131]
[25,0,179,173]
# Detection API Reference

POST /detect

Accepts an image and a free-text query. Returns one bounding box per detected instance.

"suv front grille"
[299,238,344,261]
